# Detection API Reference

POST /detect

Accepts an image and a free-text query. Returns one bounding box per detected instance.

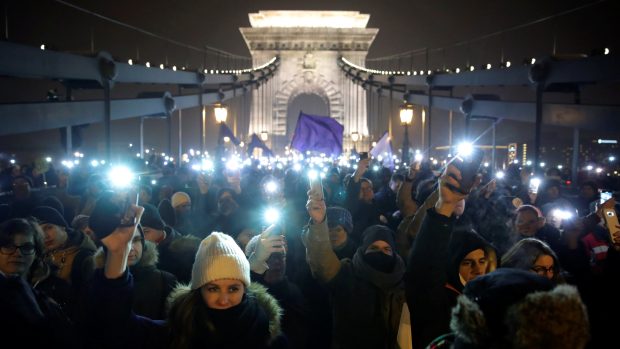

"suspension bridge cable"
[366,0,608,62]
[53,0,250,60]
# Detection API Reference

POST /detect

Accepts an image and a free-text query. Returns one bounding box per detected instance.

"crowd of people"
[0,152,618,349]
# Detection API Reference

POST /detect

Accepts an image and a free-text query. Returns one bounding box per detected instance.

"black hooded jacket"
[406,208,495,349]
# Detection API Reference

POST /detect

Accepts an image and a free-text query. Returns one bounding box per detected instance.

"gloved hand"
[248,225,286,274]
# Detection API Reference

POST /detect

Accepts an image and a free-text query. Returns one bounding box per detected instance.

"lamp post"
[351,131,360,153]
[214,103,228,162]
[213,102,228,124]
[399,103,414,165]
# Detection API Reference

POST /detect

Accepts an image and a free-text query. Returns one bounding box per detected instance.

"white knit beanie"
[171,192,191,208]
[190,232,251,290]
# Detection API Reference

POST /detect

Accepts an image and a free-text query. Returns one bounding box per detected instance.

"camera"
[359,152,369,160]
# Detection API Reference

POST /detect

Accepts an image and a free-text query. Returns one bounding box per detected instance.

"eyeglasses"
[531,266,555,276]
[0,243,36,255]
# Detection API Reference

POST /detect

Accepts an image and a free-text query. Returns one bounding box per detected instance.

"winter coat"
[345,179,382,243]
[47,229,97,287]
[406,208,496,349]
[157,226,200,284]
[94,241,177,320]
[251,272,311,349]
[0,273,79,348]
[303,219,406,349]
[85,269,285,349]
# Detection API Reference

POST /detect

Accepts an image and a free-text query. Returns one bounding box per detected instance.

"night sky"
[1,0,618,163]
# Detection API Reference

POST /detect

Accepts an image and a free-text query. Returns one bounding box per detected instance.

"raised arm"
[302,187,341,283]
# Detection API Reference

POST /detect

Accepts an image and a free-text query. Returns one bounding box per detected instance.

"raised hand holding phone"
[436,164,473,217]
[306,180,326,224]
[446,148,483,195]
[308,169,324,200]
[102,204,145,279]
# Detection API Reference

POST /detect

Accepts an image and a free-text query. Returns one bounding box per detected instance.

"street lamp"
[399,103,414,165]
[351,131,360,152]
[213,102,228,124]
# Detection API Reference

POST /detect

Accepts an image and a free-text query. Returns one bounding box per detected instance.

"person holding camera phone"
[405,163,496,349]
[574,197,620,347]
[344,157,384,243]
[245,224,311,349]
[304,184,406,349]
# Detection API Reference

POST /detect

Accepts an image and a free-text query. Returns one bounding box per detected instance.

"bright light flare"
[108,166,135,189]
[552,209,573,220]
[496,171,505,179]
[264,207,280,224]
[457,142,474,157]
[265,181,278,193]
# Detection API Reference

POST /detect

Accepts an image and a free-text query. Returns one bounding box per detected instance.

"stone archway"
[273,71,343,137]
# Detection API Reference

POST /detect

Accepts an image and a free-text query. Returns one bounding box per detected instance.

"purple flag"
[218,123,240,145]
[290,112,344,156]
[247,133,274,157]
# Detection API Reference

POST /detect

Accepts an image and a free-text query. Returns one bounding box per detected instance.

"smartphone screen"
[600,191,612,205]
[120,192,139,227]
[529,178,541,195]
[603,208,620,243]
[308,172,324,200]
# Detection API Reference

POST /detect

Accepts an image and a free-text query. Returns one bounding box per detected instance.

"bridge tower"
[240,10,378,152]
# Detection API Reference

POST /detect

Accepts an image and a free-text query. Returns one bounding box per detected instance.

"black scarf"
[352,248,405,291]
[193,294,270,348]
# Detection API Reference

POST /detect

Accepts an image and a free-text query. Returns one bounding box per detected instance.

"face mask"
[363,251,395,273]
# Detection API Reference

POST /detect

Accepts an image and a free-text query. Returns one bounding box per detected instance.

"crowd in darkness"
[0,151,618,349]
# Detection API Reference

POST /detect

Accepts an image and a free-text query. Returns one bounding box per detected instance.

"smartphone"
[603,208,620,243]
[359,152,369,160]
[308,171,324,200]
[447,149,484,195]
[529,178,542,195]
[600,191,612,205]
[119,192,139,227]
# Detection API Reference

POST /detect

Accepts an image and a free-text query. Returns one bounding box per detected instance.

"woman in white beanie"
[85,203,285,349]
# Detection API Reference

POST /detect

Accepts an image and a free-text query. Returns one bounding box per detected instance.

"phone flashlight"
[265,181,278,194]
[264,207,280,224]
[529,177,541,194]
[108,166,135,189]
[600,191,612,205]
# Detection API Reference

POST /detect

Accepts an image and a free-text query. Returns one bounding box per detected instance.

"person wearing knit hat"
[170,191,195,235]
[304,187,406,349]
[33,205,97,289]
[190,232,250,291]
[326,206,358,259]
[246,226,313,349]
[171,191,191,209]
[90,221,286,349]
[140,203,166,243]
[141,200,200,284]
[31,206,70,251]
[406,163,496,349]
[125,224,177,320]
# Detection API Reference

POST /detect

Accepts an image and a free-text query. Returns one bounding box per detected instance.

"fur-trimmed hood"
[167,282,282,342]
[93,240,159,269]
[450,269,590,348]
